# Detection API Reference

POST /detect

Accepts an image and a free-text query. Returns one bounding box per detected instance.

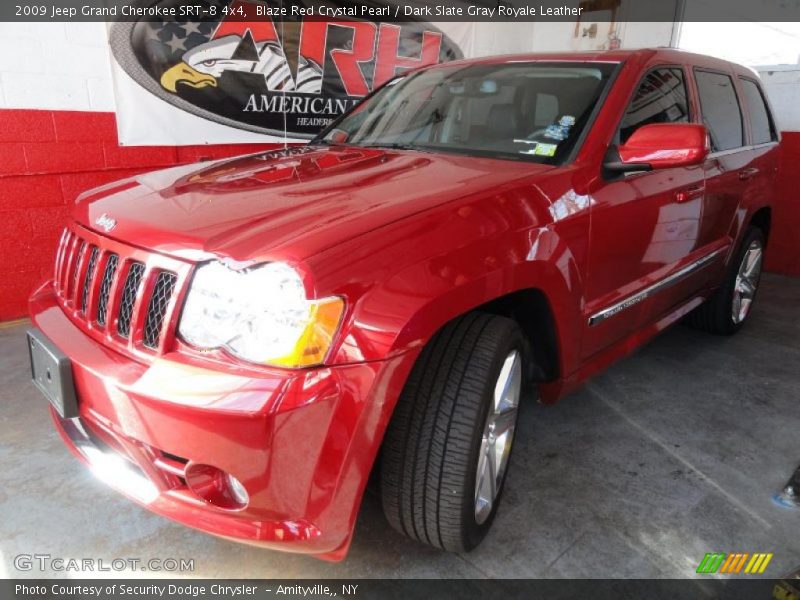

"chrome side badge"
[95,213,117,233]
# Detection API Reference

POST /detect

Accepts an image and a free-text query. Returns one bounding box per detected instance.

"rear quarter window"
[739,78,776,145]
[694,70,744,152]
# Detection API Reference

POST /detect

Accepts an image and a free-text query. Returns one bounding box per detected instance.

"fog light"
[226,473,249,505]
[184,463,249,510]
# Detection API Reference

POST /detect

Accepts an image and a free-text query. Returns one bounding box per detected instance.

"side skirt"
[539,293,708,404]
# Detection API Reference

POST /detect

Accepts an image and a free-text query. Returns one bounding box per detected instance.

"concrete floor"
[1,274,799,579]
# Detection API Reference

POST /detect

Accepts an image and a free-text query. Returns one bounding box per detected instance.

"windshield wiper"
[360,142,423,151]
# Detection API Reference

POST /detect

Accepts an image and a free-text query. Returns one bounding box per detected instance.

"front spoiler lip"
[58,414,159,504]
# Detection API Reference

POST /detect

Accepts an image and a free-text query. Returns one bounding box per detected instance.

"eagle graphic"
[160,30,323,94]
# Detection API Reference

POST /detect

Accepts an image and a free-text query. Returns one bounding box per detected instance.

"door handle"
[739,167,760,181]
[675,184,705,203]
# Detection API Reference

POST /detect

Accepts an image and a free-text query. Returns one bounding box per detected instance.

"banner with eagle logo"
[107,0,496,145]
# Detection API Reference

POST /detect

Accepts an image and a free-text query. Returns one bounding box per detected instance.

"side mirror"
[605,123,709,173]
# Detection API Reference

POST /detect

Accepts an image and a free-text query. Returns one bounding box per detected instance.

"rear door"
[582,66,706,359]
[736,75,780,235]
[693,69,750,259]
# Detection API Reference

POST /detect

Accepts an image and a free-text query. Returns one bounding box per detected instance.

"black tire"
[380,312,526,552]
[687,227,766,335]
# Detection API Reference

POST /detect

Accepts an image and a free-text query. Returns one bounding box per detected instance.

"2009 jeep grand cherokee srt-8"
[28,49,777,559]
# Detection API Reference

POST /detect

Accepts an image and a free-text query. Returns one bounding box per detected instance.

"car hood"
[73,145,553,263]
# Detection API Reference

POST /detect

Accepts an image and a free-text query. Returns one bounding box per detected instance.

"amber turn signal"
[268,297,345,368]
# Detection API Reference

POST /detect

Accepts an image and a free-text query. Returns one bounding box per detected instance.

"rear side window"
[620,68,689,143]
[740,78,776,145]
[695,70,744,151]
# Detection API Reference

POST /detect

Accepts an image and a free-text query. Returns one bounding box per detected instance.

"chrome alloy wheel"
[732,239,763,324]
[474,349,522,525]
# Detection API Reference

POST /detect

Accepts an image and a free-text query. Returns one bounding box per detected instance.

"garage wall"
[0,22,275,321]
[769,130,800,276]
[756,66,800,277]
[470,21,675,55]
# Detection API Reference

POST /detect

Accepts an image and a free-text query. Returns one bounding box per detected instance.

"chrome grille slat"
[58,232,78,294]
[96,254,119,327]
[80,247,99,314]
[68,241,87,299]
[143,272,178,349]
[54,229,69,289]
[117,262,145,339]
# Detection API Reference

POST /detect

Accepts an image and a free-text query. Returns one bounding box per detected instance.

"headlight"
[178,261,344,368]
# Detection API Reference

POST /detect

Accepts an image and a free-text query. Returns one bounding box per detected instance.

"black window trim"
[692,66,747,155]
[737,75,779,148]
[563,60,625,164]
[614,63,694,146]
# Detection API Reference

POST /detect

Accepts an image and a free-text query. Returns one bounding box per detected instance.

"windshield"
[315,61,618,164]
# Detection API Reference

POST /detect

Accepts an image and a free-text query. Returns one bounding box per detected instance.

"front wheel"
[380,312,526,552]
[687,226,765,335]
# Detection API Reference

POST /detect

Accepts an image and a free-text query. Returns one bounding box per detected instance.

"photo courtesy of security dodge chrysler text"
[27,48,778,559]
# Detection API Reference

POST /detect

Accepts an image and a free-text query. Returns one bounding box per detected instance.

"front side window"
[740,78,776,145]
[317,62,618,164]
[619,67,689,144]
[695,70,744,152]
[620,67,689,143]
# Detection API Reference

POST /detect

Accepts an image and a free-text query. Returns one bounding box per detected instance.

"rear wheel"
[380,312,526,552]
[687,227,765,335]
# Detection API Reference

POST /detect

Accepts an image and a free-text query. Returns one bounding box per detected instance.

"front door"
[582,66,705,360]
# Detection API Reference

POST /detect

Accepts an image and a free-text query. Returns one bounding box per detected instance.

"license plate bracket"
[27,329,78,419]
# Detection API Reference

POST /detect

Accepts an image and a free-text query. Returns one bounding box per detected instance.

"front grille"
[54,226,190,356]
[143,272,177,348]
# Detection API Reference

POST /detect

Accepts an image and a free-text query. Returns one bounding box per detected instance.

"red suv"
[28,49,778,559]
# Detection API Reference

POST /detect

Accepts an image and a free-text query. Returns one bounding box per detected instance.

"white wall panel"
[756,67,800,132]
[0,21,114,111]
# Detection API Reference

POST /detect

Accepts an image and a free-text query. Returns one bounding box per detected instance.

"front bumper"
[29,282,418,559]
